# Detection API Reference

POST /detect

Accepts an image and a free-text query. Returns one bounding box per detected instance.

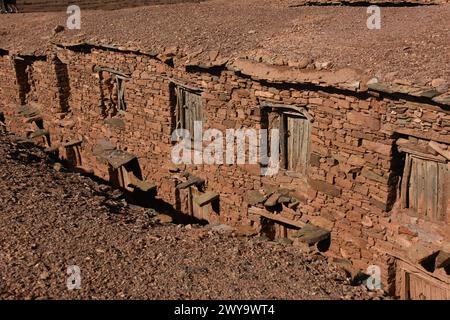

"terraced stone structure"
[0,0,449,299]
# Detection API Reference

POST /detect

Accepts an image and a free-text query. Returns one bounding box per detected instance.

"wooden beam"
[397,139,447,163]
[62,139,83,147]
[23,115,42,124]
[428,141,450,161]
[392,127,450,145]
[73,166,94,175]
[165,77,203,93]
[93,66,131,79]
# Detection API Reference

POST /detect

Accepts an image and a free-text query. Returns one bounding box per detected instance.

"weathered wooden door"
[404,155,449,221]
[286,113,310,174]
[175,87,203,134]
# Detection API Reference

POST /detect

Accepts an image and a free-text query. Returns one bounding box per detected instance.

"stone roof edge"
[3,41,450,108]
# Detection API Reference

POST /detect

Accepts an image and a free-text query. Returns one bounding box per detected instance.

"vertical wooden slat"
[402,154,412,208]
[279,114,286,169]
[175,86,180,130]
[411,157,418,210]
[74,145,82,166]
[404,271,410,300]
[410,274,417,299]
[426,160,438,220]
[295,118,303,172]
[300,118,310,174]
[179,88,202,135]
[287,116,293,171]
[425,277,431,300]
[437,163,449,222]
[285,114,310,174]
[417,158,426,215]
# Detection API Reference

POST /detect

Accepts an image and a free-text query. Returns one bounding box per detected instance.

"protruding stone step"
[128,178,157,193]
[28,129,49,139]
[176,176,205,189]
[193,191,219,207]
[292,224,330,245]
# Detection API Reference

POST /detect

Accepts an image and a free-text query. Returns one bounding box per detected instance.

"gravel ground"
[0,132,386,300]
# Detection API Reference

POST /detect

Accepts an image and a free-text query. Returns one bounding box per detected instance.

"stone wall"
[0,46,449,295]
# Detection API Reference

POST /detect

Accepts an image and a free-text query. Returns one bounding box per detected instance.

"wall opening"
[54,57,71,113]
[262,104,311,175]
[172,83,203,135]
[95,66,129,118]
[13,55,46,105]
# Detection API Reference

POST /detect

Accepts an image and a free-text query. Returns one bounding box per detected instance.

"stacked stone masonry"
[0,42,449,298]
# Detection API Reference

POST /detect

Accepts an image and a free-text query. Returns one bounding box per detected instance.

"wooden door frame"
[396,259,450,300]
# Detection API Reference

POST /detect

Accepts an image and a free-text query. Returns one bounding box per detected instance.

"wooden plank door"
[407,157,448,221]
[182,89,202,134]
[286,114,310,174]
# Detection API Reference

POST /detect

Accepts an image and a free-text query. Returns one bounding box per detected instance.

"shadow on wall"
[13,55,46,105]
[16,0,205,13]
[54,57,71,113]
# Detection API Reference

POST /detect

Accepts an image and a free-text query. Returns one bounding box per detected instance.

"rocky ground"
[0,0,449,84]
[0,132,386,300]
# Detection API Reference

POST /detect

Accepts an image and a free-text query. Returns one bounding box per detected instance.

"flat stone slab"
[292,224,330,245]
